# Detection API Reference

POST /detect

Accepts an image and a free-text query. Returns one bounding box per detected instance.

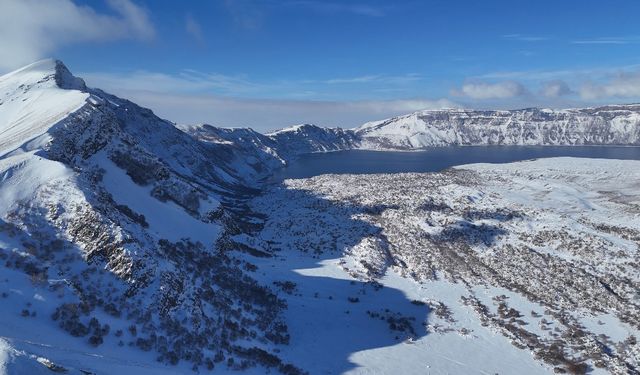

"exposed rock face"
[178,124,285,179]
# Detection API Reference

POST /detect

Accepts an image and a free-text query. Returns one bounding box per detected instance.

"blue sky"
[2,0,640,130]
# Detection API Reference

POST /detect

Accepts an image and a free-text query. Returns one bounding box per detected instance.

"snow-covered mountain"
[0,60,303,374]
[1,59,640,374]
[180,123,359,171]
[185,106,640,155]
[353,107,640,149]
[266,124,360,156]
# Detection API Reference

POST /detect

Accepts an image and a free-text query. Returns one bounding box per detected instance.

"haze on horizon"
[2,0,640,131]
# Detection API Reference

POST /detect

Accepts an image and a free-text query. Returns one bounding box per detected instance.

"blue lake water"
[276,146,640,179]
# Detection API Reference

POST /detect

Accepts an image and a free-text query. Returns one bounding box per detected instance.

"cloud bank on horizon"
[1,0,639,130]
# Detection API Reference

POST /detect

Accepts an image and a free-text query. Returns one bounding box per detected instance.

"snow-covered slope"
[0,60,301,374]
[181,123,360,171]
[267,124,360,156]
[178,124,285,178]
[0,59,88,157]
[354,106,640,149]
[251,157,640,374]
[183,105,640,160]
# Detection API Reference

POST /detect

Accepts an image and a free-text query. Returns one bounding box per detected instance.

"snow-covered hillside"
[181,123,360,170]
[251,157,640,374]
[0,60,302,374]
[267,124,360,156]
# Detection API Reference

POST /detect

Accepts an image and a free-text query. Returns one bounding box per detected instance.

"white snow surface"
[0,59,88,157]
[249,156,640,374]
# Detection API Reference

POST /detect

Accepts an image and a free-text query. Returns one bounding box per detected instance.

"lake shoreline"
[274,146,640,180]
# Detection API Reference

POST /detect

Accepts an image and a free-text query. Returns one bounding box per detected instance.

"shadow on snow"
[240,182,430,374]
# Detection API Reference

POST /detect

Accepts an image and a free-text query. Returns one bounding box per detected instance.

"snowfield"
[249,157,640,374]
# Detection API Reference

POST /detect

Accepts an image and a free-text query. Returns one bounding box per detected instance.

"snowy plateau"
[0,59,639,374]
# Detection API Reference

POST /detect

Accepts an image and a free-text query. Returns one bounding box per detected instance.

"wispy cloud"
[81,70,265,96]
[283,1,387,17]
[77,67,449,129]
[103,90,456,130]
[81,69,425,100]
[0,0,155,71]
[222,0,387,30]
[452,81,528,100]
[324,73,421,85]
[571,36,640,45]
[503,34,549,42]
[477,63,640,81]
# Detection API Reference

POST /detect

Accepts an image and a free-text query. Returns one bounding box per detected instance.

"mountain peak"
[52,59,86,91]
[0,59,90,156]
[1,58,86,91]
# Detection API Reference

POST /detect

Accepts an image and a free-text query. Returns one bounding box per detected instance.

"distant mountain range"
[353,105,640,148]
[181,104,640,170]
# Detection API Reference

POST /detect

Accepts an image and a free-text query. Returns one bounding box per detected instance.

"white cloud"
[284,1,386,17]
[580,71,640,100]
[476,63,640,81]
[571,36,640,45]
[81,69,425,100]
[325,75,381,84]
[78,68,455,130]
[0,0,154,71]
[87,89,456,131]
[81,70,264,95]
[452,81,527,100]
[325,74,421,85]
[540,80,573,98]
